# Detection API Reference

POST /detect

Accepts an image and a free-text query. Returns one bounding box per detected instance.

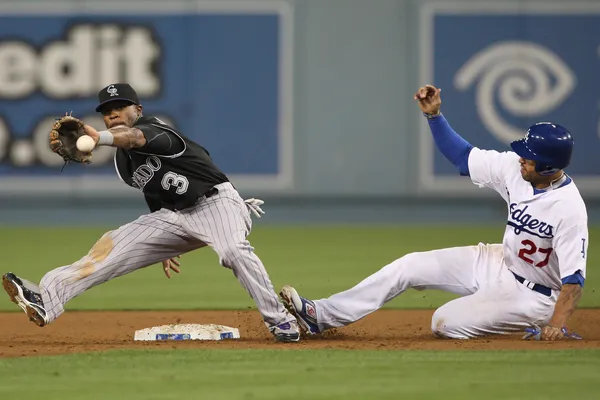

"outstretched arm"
[414,85,473,176]
[83,124,146,149]
[84,123,184,156]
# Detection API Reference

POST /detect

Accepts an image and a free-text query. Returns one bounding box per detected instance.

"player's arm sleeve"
[467,147,518,196]
[426,114,473,176]
[553,223,588,287]
[134,124,185,156]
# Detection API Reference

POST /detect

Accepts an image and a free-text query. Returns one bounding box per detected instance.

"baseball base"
[133,323,240,341]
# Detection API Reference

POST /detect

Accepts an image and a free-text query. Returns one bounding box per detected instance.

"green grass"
[0,349,599,399]
[1,227,599,400]
[1,225,599,311]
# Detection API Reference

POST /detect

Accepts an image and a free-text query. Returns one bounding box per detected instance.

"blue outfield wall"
[0,0,598,225]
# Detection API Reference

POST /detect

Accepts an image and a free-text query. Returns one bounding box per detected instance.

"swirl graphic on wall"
[454,41,576,143]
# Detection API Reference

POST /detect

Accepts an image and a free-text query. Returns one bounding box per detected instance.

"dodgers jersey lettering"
[114,115,229,211]
[468,148,588,290]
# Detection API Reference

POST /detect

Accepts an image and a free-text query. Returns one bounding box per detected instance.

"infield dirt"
[1,309,599,358]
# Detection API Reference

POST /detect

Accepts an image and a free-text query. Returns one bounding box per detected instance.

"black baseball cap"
[95,83,140,112]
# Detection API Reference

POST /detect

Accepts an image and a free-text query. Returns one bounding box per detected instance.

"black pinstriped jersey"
[114,115,229,212]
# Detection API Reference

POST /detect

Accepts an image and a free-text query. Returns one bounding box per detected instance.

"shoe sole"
[274,333,300,343]
[279,286,316,336]
[2,275,46,327]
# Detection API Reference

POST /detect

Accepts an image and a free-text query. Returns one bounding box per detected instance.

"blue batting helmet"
[510,122,574,175]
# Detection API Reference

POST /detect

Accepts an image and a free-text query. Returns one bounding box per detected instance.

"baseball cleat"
[280,285,321,335]
[272,320,300,343]
[2,272,48,327]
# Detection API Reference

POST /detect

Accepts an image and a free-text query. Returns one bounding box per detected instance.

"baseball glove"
[49,114,92,167]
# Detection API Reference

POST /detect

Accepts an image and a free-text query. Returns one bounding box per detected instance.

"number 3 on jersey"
[518,239,553,268]
[161,171,189,194]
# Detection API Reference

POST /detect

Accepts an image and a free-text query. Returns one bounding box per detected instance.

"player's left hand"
[162,255,181,279]
[541,325,564,341]
[523,326,582,341]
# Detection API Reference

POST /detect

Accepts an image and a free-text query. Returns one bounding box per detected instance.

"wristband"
[423,111,442,119]
[97,130,114,146]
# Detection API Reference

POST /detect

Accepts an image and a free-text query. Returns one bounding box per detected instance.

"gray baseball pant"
[38,182,295,329]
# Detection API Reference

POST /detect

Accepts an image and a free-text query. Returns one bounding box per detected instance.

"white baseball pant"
[314,243,558,338]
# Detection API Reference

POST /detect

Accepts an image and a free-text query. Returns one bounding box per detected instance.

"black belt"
[162,187,219,211]
[511,271,552,297]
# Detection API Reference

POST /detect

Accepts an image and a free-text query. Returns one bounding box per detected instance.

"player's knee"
[386,252,423,285]
[215,241,253,267]
[431,308,471,340]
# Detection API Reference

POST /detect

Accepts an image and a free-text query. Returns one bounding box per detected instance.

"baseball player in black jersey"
[2,83,300,342]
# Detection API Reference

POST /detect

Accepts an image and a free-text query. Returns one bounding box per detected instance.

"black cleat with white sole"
[2,272,48,327]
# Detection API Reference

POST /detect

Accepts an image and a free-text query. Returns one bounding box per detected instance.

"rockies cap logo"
[107,85,119,97]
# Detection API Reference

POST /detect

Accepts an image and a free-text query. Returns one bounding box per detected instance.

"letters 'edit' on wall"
[0,1,293,197]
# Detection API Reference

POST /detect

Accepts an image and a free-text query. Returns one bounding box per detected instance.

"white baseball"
[76,135,96,152]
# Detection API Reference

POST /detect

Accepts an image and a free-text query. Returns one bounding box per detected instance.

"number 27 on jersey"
[518,239,552,268]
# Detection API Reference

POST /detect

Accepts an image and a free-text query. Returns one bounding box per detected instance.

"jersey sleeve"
[553,223,588,282]
[468,148,519,196]
[134,123,186,157]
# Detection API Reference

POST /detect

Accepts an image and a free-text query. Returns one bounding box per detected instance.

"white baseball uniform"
[312,148,588,338]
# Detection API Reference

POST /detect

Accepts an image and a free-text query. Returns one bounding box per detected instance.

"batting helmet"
[510,122,574,175]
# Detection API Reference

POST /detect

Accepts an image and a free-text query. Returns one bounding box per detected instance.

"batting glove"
[244,198,265,218]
